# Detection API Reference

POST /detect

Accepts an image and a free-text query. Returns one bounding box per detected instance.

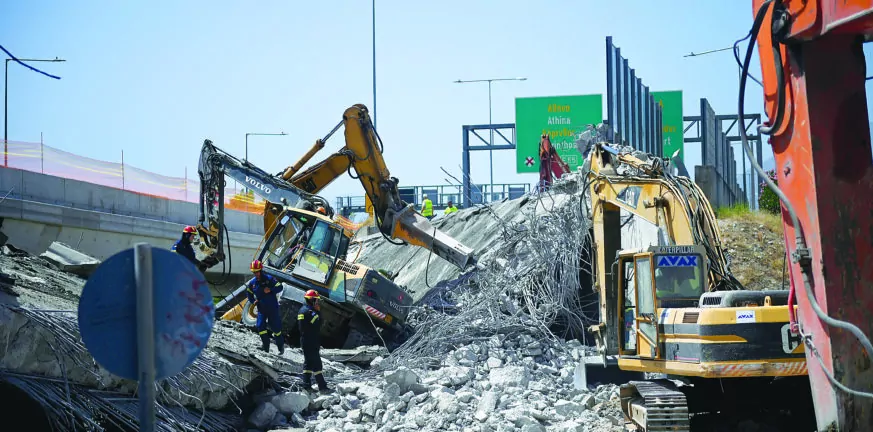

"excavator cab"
[617,245,708,359]
[261,208,350,287]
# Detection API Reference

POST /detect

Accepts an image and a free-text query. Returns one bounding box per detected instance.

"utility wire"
[0,45,63,80]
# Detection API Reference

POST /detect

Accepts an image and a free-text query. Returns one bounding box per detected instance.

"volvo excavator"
[194,104,475,348]
[581,141,812,430]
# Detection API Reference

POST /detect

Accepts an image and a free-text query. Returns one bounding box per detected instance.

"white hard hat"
[423,194,428,198]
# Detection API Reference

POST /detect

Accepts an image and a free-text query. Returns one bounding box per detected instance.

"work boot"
[315,373,329,393]
[260,334,271,352]
[275,336,285,355]
[301,373,313,391]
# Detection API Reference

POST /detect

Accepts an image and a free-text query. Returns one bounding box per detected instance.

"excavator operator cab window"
[262,213,305,269]
[622,259,637,351]
[306,221,348,259]
[653,253,704,300]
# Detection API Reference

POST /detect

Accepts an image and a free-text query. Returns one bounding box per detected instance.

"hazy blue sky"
[3,1,869,205]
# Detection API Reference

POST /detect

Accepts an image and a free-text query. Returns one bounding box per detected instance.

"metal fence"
[336,182,530,217]
[683,98,765,209]
[605,36,663,155]
[2,139,263,214]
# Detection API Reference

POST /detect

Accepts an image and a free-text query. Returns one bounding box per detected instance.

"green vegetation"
[758,169,781,215]
[716,203,751,219]
[717,203,783,233]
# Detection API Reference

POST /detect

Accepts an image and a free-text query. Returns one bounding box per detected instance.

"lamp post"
[4,57,66,166]
[453,77,526,201]
[245,132,287,164]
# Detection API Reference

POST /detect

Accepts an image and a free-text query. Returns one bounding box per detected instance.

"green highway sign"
[651,90,683,160]
[515,94,603,173]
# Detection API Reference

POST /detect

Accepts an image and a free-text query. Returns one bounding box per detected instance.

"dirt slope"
[717,209,789,291]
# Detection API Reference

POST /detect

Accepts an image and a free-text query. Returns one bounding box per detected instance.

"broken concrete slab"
[322,346,388,365]
[39,241,100,277]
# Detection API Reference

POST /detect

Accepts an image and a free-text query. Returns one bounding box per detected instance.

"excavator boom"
[282,104,475,269]
[196,104,475,271]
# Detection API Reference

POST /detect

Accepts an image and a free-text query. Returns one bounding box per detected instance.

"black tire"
[241,301,258,327]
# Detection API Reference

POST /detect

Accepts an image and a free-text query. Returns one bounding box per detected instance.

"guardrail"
[336,183,531,216]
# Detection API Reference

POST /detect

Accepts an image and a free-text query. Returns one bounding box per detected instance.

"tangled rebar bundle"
[1,305,253,431]
[371,171,598,373]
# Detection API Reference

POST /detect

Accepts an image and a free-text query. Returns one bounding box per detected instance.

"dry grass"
[715,205,788,290]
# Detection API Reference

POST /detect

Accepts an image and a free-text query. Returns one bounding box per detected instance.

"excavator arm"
[197,104,475,271]
[586,142,740,291]
[584,142,743,359]
[274,104,475,269]
[195,139,330,265]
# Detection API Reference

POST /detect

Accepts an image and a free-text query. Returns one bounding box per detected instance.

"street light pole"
[245,132,287,164]
[4,57,65,166]
[454,77,526,201]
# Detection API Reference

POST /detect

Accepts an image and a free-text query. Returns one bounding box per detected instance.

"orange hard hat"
[304,289,320,300]
[183,226,197,234]
[316,206,327,215]
[250,259,264,272]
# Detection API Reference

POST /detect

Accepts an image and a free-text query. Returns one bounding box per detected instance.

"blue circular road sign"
[78,246,214,381]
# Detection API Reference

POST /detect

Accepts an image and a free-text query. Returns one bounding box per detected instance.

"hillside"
[717,206,789,291]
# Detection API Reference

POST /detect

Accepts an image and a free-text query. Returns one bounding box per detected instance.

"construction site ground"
[0,174,801,432]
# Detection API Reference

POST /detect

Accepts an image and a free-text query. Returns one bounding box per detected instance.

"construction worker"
[420,194,434,220]
[316,206,327,216]
[444,199,458,216]
[172,226,205,271]
[298,289,329,392]
[246,259,285,354]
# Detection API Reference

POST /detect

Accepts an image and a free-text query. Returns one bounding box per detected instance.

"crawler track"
[620,380,690,431]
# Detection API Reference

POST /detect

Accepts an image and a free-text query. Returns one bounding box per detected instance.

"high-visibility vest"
[444,205,458,215]
[421,199,433,216]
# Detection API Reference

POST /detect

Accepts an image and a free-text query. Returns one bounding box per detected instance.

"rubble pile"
[2,171,628,431]
[249,333,623,432]
[236,173,628,431]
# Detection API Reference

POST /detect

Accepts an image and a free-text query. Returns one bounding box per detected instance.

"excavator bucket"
[387,205,475,270]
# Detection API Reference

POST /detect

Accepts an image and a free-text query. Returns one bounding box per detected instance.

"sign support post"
[134,243,156,432]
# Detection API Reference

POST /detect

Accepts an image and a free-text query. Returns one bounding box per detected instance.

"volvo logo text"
[245,176,272,194]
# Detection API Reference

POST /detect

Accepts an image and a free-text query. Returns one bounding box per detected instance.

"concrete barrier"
[0,166,264,235]
[0,198,262,276]
[0,165,265,277]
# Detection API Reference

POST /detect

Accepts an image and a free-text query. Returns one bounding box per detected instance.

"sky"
[3,1,870,207]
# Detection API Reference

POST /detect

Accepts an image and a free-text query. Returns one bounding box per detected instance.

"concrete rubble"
[1,168,793,431]
[38,241,102,277]
[0,172,640,431]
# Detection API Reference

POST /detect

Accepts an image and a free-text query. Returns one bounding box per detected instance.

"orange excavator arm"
[747,0,873,429]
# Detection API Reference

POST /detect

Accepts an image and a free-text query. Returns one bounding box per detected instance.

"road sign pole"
[134,243,156,432]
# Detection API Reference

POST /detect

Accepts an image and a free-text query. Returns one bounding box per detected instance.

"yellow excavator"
[581,142,812,431]
[195,104,475,348]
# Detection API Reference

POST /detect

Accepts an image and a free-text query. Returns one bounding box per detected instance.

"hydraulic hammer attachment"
[383,204,475,270]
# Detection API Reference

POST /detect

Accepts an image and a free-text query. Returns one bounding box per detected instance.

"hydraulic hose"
[737,0,873,385]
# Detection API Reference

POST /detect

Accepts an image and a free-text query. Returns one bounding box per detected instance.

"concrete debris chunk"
[580,394,597,409]
[425,366,475,387]
[337,382,361,395]
[553,400,585,418]
[271,412,289,428]
[249,401,278,429]
[384,366,420,393]
[488,366,530,389]
[474,390,498,422]
[270,391,311,416]
[39,241,100,276]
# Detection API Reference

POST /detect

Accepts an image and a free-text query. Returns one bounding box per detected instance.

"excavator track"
[620,380,690,432]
